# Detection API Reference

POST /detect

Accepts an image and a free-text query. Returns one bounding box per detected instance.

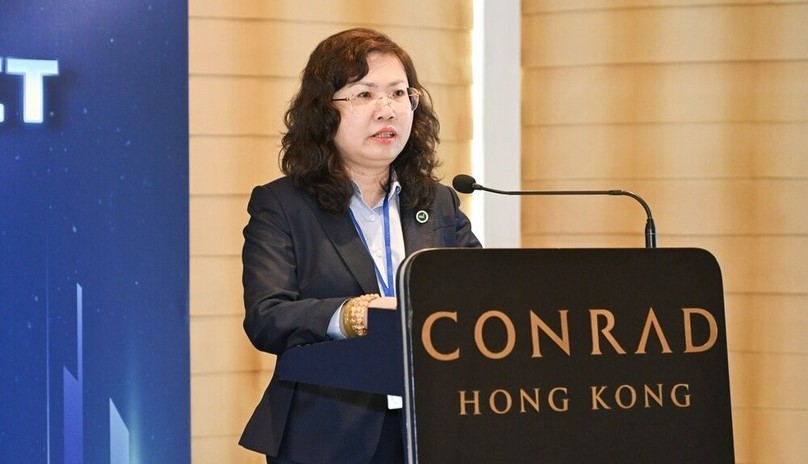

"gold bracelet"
[341,293,379,338]
[341,299,357,338]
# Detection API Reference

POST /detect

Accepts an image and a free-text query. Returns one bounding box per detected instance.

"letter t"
[6,58,60,123]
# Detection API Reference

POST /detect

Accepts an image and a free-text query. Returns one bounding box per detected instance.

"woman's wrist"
[341,293,380,338]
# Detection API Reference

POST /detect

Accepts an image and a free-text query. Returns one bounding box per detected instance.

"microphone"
[452,174,657,248]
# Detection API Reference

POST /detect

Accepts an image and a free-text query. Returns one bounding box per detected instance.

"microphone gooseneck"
[451,174,658,248]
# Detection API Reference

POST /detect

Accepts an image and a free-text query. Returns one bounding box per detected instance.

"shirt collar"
[351,171,402,203]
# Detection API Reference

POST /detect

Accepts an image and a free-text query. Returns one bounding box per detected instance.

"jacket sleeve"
[241,184,347,355]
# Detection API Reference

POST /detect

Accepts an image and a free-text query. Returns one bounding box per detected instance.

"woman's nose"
[375,97,396,119]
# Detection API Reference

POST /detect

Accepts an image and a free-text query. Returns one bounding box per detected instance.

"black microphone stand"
[455,176,658,248]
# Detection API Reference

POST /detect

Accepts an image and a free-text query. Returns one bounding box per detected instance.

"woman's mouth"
[372,127,397,139]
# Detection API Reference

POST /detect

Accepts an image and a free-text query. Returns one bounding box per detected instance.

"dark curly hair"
[280,28,441,214]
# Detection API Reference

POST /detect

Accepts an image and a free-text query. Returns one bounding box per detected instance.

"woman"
[239,28,480,463]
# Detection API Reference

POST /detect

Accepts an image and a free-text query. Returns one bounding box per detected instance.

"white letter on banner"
[0,58,4,123]
[6,58,60,123]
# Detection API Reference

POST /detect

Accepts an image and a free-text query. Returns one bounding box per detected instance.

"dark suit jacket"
[239,176,481,463]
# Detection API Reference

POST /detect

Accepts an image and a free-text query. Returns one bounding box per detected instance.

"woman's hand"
[369,296,397,309]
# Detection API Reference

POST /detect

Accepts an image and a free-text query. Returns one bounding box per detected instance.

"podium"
[276,248,735,463]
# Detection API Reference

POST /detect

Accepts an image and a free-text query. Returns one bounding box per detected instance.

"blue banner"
[1,2,189,463]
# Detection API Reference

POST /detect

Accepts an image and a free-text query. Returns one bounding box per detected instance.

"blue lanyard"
[349,194,395,297]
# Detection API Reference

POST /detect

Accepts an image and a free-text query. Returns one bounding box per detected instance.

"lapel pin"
[416,210,429,224]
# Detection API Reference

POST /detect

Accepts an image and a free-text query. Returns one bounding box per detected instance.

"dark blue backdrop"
[0,2,189,463]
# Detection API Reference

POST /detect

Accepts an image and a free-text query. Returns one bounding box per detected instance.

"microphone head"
[452,174,477,194]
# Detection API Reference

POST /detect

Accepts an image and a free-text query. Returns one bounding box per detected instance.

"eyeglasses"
[332,87,421,112]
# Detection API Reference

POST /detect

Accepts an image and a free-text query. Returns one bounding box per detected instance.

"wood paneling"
[523,123,808,180]
[192,435,264,464]
[521,179,808,235]
[190,77,471,140]
[189,195,247,256]
[724,293,808,354]
[732,409,808,463]
[523,4,808,67]
[190,0,471,30]
[190,315,274,374]
[191,371,272,438]
[190,256,243,317]
[189,1,474,462]
[190,136,282,195]
[522,62,808,125]
[190,19,472,85]
[523,0,802,15]
[523,3,807,462]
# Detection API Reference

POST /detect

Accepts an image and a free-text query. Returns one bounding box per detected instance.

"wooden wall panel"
[190,0,471,30]
[521,179,808,235]
[522,2,807,462]
[523,0,800,15]
[522,236,808,296]
[189,195,247,256]
[190,76,296,137]
[191,371,272,452]
[191,77,471,141]
[523,63,808,125]
[724,294,808,353]
[730,352,808,409]
[190,136,282,196]
[731,409,808,464]
[189,1,474,463]
[190,315,268,374]
[192,436,263,464]
[523,123,808,180]
[190,19,472,86]
[523,4,808,67]
[190,256,243,317]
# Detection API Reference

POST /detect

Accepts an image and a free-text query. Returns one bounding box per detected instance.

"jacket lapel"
[306,198,379,295]
[401,206,436,255]
[305,194,440,294]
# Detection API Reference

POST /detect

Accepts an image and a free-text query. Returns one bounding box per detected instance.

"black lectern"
[276,248,735,463]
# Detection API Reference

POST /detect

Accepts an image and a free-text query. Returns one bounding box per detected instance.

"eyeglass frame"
[331,87,421,112]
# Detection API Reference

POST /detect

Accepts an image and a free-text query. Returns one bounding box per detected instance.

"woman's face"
[332,53,414,176]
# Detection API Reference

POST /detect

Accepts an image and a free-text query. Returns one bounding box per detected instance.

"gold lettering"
[460,387,571,415]
[458,390,481,415]
[590,386,611,410]
[489,389,513,414]
[474,310,516,360]
[614,385,637,409]
[671,383,691,407]
[591,383,691,410]
[643,384,664,408]
[519,388,541,413]
[422,311,459,361]
[683,308,718,353]
[548,387,569,412]
[530,310,571,357]
[636,308,673,354]
[589,309,627,355]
